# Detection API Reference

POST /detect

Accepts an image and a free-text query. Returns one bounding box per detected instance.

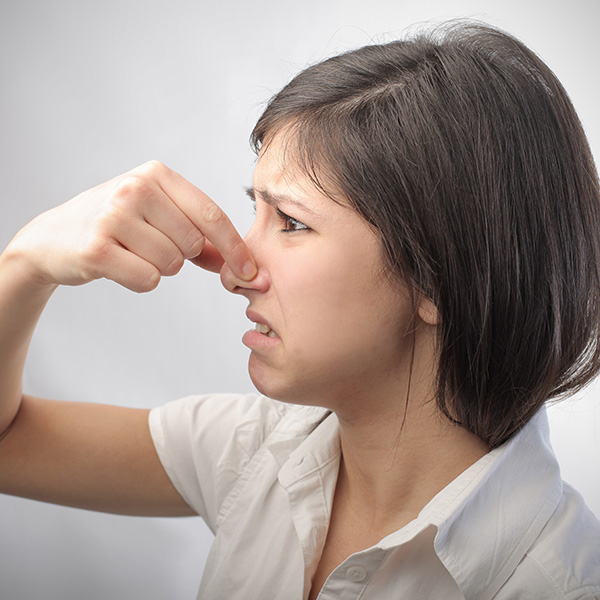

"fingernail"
[241,260,257,281]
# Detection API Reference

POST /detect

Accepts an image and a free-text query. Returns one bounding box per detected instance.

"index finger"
[134,161,257,281]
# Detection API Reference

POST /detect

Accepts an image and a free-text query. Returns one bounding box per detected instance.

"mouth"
[242,312,281,351]
[254,322,278,338]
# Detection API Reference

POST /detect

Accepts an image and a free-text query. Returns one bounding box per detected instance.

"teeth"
[255,322,277,337]
[255,322,278,338]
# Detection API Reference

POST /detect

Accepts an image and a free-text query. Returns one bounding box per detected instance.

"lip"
[243,308,281,350]
[245,309,277,335]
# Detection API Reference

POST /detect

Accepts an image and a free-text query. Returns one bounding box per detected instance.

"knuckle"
[112,176,149,205]
[87,237,113,263]
[164,252,185,276]
[140,159,168,178]
[78,238,112,277]
[185,232,205,258]
[227,236,250,264]
[228,236,244,255]
[94,203,126,238]
[203,202,225,225]
[219,263,235,291]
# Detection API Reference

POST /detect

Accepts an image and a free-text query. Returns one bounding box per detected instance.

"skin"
[0,160,255,514]
[221,141,419,415]
[222,136,490,598]
[0,150,489,596]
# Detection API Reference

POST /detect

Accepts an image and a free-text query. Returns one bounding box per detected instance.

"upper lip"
[246,308,277,334]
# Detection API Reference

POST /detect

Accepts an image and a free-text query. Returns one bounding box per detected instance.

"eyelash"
[250,201,310,233]
[276,208,310,233]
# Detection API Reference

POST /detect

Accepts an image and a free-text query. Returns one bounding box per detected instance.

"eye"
[276,208,310,233]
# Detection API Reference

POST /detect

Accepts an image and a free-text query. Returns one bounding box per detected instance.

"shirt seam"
[520,552,565,599]
[297,449,342,483]
[214,408,316,529]
[524,552,600,600]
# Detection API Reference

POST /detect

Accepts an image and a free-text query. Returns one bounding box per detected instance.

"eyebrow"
[245,186,318,216]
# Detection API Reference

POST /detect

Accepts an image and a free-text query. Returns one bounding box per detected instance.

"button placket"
[317,550,386,599]
[346,564,368,582]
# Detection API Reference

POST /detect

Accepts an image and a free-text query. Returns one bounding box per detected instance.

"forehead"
[252,132,348,211]
[254,133,308,188]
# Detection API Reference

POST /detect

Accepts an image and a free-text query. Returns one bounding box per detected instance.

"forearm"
[0,395,193,516]
[0,245,56,433]
[0,163,254,514]
[0,247,193,515]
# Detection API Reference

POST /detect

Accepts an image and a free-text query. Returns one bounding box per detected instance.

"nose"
[220,229,270,295]
[220,262,270,294]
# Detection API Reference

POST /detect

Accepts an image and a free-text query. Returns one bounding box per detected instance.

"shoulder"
[152,393,325,451]
[150,393,300,461]
[501,483,600,599]
[149,393,329,524]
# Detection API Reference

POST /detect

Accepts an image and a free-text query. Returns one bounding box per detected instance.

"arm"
[0,160,256,515]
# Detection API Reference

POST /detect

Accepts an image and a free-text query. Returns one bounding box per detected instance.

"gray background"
[0,0,598,598]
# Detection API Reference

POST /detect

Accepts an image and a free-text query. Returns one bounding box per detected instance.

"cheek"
[273,243,390,339]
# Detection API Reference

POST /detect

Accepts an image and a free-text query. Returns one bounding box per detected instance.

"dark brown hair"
[250,22,600,448]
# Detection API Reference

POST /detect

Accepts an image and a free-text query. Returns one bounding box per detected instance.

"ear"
[417,296,439,326]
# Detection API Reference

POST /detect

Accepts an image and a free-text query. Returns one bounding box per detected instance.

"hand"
[7,161,256,293]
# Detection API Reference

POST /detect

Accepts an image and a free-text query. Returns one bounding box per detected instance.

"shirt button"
[346,565,368,582]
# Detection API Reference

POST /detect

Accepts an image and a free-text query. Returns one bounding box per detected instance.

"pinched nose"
[220,261,270,295]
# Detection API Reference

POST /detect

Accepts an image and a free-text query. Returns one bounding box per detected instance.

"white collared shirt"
[149,394,600,599]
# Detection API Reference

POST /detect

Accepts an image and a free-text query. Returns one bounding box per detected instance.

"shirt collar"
[414,407,562,600]
[268,408,340,487]
[267,403,563,600]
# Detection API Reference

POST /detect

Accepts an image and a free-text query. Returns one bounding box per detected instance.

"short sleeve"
[148,393,288,531]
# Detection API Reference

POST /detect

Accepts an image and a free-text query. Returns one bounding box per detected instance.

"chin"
[248,371,295,404]
[247,352,353,410]
[247,360,319,407]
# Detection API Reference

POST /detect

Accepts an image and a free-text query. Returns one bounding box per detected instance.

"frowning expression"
[221,135,419,413]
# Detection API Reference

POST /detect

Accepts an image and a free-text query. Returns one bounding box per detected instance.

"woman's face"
[221,136,420,412]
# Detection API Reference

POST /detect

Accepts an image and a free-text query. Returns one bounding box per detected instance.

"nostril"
[220,264,269,294]
[244,268,270,293]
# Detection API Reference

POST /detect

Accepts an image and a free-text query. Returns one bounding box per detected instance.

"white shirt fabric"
[149,394,600,600]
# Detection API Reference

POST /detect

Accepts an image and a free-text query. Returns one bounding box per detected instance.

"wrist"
[0,243,58,299]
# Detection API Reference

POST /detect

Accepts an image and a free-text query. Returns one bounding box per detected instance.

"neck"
[332,324,489,535]
[335,408,489,533]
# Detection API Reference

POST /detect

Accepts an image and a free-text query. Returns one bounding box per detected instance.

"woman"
[0,21,599,599]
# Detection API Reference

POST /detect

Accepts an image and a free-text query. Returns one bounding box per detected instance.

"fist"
[8,161,256,293]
